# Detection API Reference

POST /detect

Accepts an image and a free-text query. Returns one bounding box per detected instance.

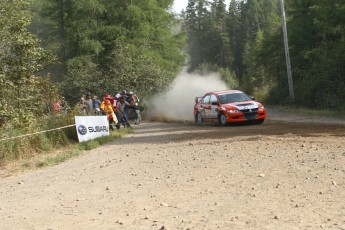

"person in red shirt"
[52,99,60,114]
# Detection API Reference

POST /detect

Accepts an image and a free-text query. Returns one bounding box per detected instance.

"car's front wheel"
[195,112,203,124]
[218,113,227,126]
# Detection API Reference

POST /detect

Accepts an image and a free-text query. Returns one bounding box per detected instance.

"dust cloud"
[147,68,228,122]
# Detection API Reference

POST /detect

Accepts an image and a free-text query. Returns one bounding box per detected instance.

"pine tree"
[209,0,230,67]
[286,0,345,108]
[34,0,185,102]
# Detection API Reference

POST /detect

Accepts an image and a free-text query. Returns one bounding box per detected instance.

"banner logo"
[77,125,88,135]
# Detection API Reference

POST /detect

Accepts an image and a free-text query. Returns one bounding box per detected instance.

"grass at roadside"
[0,129,133,178]
[269,105,345,120]
[36,128,133,167]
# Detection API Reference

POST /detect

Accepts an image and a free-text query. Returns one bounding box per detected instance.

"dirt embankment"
[0,110,345,229]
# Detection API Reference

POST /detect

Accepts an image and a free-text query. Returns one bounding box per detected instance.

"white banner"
[75,116,109,142]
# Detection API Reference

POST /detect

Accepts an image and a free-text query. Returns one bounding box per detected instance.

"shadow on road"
[109,119,345,146]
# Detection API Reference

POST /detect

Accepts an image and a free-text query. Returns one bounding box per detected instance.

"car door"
[208,94,219,120]
[200,95,211,119]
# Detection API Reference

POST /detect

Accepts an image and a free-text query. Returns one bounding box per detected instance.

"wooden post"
[280,0,295,100]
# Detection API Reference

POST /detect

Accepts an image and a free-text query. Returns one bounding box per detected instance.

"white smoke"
[147,68,229,121]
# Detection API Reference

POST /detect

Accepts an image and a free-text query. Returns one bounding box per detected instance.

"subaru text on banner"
[75,116,109,142]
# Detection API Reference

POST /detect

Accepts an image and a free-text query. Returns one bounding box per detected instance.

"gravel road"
[0,110,345,229]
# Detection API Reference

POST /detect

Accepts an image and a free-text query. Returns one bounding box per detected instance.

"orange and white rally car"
[194,90,266,125]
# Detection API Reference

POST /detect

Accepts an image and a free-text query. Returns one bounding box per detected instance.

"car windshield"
[218,93,252,104]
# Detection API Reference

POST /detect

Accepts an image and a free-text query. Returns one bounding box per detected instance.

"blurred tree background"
[183,0,345,110]
[0,0,56,128]
[30,0,186,104]
[1,0,345,126]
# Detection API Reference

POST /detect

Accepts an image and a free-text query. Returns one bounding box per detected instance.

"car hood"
[223,101,259,110]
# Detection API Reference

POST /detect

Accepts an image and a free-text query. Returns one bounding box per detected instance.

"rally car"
[194,90,266,125]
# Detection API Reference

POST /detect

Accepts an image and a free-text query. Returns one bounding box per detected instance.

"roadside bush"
[0,106,134,167]
[0,112,75,165]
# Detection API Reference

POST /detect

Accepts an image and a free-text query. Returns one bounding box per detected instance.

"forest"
[184,0,345,110]
[0,0,344,134]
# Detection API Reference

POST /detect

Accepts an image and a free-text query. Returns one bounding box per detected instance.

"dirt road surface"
[1,109,345,229]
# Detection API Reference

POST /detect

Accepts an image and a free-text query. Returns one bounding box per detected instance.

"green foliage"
[183,0,345,110]
[33,0,186,101]
[0,113,74,163]
[0,110,132,166]
[36,149,80,168]
[183,0,281,93]
[184,0,213,71]
[29,134,53,152]
[209,0,231,67]
[0,0,56,126]
[33,127,131,168]
[0,0,182,166]
[250,0,345,109]
[276,0,345,109]
[78,140,100,151]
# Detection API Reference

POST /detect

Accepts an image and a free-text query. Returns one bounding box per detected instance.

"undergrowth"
[0,112,132,171]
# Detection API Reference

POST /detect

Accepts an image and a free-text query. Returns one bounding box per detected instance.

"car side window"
[202,95,211,104]
[210,95,218,105]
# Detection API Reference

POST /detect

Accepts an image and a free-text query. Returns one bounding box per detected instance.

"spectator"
[117,95,132,128]
[60,97,67,114]
[100,93,111,114]
[112,93,122,124]
[52,99,60,114]
[102,99,120,130]
[85,94,93,115]
[120,90,129,118]
[127,91,142,124]
[93,95,101,115]
[79,96,87,114]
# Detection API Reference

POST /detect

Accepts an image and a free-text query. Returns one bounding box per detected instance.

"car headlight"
[228,109,240,114]
[258,105,265,110]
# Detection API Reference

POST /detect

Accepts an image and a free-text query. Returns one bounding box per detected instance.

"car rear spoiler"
[195,97,202,103]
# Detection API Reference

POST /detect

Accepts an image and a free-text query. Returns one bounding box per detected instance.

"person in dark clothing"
[127,91,142,124]
[117,96,132,128]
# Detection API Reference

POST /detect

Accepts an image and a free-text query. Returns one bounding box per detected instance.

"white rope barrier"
[0,124,76,142]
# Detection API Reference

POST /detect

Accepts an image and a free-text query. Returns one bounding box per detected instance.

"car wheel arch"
[218,112,227,126]
[195,112,203,124]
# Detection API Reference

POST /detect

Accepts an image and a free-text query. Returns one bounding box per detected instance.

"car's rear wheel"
[218,113,227,126]
[195,112,203,124]
[256,118,265,124]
